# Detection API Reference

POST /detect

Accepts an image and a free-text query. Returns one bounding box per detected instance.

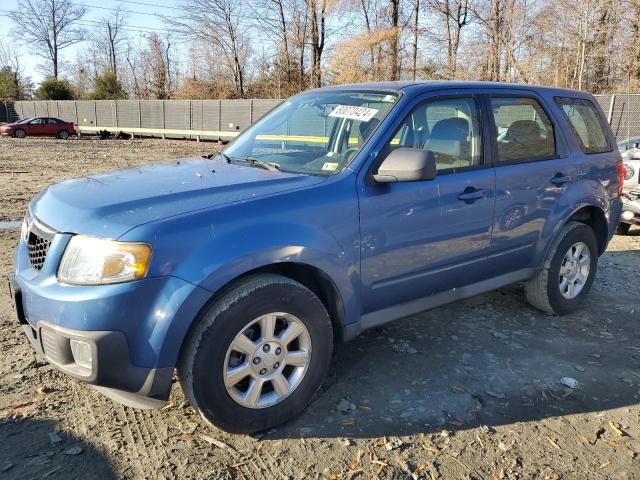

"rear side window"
[490,97,556,163]
[554,97,611,154]
[47,118,59,124]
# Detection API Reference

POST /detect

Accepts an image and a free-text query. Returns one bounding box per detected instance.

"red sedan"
[0,117,77,139]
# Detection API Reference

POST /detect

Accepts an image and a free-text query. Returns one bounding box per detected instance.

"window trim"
[486,93,560,167]
[553,96,613,155]
[369,93,489,179]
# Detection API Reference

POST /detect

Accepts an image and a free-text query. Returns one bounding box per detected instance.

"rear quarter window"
[554,97,612,154]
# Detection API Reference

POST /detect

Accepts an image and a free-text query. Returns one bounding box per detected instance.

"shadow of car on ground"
[262,248,640,440]
[0,418,117,480]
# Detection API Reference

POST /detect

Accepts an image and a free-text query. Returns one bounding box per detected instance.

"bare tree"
[10,0,86,79]
[0,41,32,99]
[102,9,127,79]
[429,0,471,78]
[306,0,327,87]
[167,0,249,96]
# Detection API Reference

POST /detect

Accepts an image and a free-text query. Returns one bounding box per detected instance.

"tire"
[616,222,631,235]
[58,129,69,139]
[14,129,26,139]
[525,221,598,315]
[178,274,333,433]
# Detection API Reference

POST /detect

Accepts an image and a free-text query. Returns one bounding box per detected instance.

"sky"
[0,0,176,85]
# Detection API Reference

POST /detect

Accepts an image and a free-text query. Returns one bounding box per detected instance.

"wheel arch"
[177,262,348,366]
[565,204,608,255]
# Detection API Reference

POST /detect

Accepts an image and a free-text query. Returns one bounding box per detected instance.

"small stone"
[498,442,509,452]
[48,432,62,445]
[337,398,356,415]
[479,425,494,434]
[340,438,353,447]
[63,446,83,455]
[492,332,509,340]
[178,420,198,434]
[485,390,506,399]
[559,377,581,389]
[440,430,450,438]
[385,437,403,450]
[575,365,586,372]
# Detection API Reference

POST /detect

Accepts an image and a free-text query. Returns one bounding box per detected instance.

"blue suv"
[10,82,624,433]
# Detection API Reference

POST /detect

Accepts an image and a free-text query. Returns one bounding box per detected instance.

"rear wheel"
[178,274,333,433]
[525,222,598,315]
[14,129,26,139]
[58,129,70,139]
[616,222,631,235]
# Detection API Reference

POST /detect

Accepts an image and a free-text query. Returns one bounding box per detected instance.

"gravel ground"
[1,137,640,479]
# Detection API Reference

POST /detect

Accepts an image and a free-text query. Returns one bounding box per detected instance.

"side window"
[491,97,556,163]
[30,118,44,125]
[47,118,59,124]
[554,97,611,154]
[386,97,482,173]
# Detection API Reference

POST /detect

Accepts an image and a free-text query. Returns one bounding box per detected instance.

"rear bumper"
[609,197,623,237]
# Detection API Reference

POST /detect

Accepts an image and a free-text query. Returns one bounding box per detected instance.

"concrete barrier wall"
[3,99,282,140]
[1,94,639,144]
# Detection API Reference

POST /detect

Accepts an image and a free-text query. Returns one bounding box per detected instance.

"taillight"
[616,160,625,197]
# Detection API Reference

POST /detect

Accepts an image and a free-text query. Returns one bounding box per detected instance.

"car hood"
[31,156,326,238]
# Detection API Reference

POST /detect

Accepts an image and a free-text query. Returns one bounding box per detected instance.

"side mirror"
[372,148,437,183]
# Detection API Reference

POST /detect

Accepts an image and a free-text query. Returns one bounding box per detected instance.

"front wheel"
[178,274,333,433]
[525,222,598,315]
[14,129,26,138]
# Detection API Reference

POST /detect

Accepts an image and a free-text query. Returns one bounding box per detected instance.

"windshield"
[16,118,32,124]
[224,90,399,175]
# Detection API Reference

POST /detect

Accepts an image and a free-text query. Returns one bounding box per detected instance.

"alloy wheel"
[558,241,591,299]
[223,312,312,409]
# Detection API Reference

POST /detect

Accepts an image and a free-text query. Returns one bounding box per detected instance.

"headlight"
[58,235,152,285]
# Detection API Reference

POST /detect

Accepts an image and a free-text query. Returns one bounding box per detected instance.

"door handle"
[458,188,486,203]
[551,175,571,186]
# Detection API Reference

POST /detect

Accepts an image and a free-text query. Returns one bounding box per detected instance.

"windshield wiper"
[229,156,281,171]
[205,151,231,163]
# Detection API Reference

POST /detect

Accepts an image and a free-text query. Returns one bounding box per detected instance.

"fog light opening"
[69,339,93,370]
[622,210,634,221]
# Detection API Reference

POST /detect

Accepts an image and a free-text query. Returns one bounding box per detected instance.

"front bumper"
[10,228,212,408]
[9,273,174,407]
[620,192,640,226]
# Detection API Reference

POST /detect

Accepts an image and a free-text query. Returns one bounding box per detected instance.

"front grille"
[26,219,55,271]
[27,231,51,270]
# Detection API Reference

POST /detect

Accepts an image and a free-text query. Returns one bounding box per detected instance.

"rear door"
[45,118,60,136]
[486,91,573,275]
[358,92,496,314]
[28,118,46,135]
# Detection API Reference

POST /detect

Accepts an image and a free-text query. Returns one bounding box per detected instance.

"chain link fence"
[1,94,639,144]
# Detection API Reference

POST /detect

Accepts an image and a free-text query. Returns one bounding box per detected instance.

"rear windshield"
[554,97,612,154]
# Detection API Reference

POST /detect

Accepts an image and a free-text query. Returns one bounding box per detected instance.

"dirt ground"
[1,136,639,480]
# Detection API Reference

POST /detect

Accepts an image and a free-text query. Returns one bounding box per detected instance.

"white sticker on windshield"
[329,105,379,122]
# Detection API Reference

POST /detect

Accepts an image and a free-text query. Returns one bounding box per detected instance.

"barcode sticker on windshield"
[329,105,379,122]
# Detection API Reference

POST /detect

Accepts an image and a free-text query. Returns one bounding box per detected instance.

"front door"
[358,94,496,314]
